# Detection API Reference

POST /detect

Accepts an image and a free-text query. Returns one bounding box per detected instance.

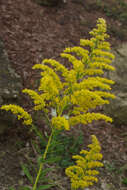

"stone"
[104,43,127,125]
[0,39,22,134]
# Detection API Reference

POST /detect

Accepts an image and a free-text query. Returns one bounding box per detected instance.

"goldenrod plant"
[1,18,115,190]
[65,135,103,190]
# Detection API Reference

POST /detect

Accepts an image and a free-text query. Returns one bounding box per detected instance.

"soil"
[0,0,127,189]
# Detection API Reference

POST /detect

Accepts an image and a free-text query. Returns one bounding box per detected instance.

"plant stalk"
[32,129,54,190]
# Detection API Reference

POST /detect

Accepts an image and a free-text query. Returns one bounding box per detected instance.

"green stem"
[32,128,54,190]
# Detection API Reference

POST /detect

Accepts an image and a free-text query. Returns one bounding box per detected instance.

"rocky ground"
[0,0,127,189]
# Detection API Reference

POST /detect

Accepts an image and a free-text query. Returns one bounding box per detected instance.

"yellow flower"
[63,46,89,57]
[92,49,115,60]
[29,18,115,130]
[32,63,63,93]
[1,104,32,125]
[90,61,115,71]
[97,41,111,50]
[39,75,59,97]
[80,39,94,49]
[87,161,103,168]
[71,89,109,113]
[74,77,112,91]
[42,59,68,76]
[61,53,84,75]
[86,170,99,176]
[56,95,70,115]
[92,56,112,64]
[89,18,109,40]
[65,69,77,84]
[84,68,104,76]
[65,135,103,189]
[22,89,46,111]
[69,112,112,126]
[51,116,70,130]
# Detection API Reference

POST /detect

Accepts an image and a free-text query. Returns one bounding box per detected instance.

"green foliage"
[92,0,127,40]
[97,0,127,24]
[20,161,55,189]
[37,184,55,190]
[9,188,16,190]
[42,130,84,168]
[20,187,31,190]
[21,164,34,184]
[122,178,127,186]
[108,25,127,41]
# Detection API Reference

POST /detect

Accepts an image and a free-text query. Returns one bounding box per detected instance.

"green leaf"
[38,184,55,190]
[41,167,53,176]
[38,177,50,183]
[9,187,16,190]
[20,186,31,190]
[21,164,33,184]
[39,168,54,181]
[31,124,47,144]
[43,156,61,164]
[122,178,127,185]
[27,158,38,173]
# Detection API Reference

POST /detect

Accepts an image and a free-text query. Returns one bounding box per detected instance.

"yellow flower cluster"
[92,49,115,59]
[73,77,114,91]
[63,47,89,60]
[71,89,109,113]
[1,104,32,125]
[0,18,115,131]
[61,53,85,76]
[65,135,103,190]
[42,58,68,75]
[69,112,112,126]
[55,95,70,116]
[80,39,94,49]
[51,116,70,130]
[89,18,109,41]
[91,61,115,71]
[25,18,115,129]
[80,19,115,77]
[22,89,46,111]
[33,64,63,98]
